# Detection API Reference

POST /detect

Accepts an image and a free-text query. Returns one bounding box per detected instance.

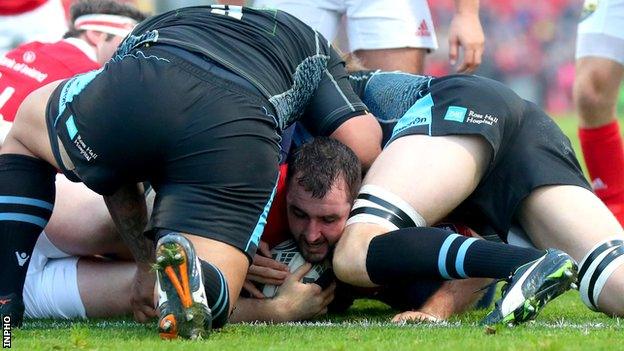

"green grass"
[11,115,624,350]
[12,292,624,350]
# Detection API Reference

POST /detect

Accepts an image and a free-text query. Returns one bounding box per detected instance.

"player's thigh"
[518,185,623,260]
[77,258,135,318]
[353,48,426,74]
[2,81,61,167]
[149,83,281,309]
[333,134,490,286]
[45,175,124,257]
[254,0,343,40]
[364,134,491,226]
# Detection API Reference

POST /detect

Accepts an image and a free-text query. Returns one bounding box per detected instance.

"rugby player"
[234,137,492,323]
[574,0,624,225]
[332,69,623,324]
[20,137,488,323]
[0,0,145,321]
[0,0,146,139]
[0,5,381,339]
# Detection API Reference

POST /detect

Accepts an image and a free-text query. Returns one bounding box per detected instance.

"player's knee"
[578,238,624,315]
[596,272,624,317]
[574,69,613,116]
[332,226,373,286]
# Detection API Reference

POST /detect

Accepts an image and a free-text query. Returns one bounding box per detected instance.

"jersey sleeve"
[298,47,369,136]
[261,163,292,249]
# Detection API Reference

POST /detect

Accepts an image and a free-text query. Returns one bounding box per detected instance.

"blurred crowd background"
[5,0,624,115]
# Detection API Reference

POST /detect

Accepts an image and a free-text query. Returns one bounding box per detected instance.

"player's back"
[119,5,337,129]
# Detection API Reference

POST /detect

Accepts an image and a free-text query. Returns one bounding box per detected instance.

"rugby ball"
[261,239,331,298]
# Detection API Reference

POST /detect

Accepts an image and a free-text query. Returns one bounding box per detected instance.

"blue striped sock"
[0,154,56,297]
[200,260,230,328]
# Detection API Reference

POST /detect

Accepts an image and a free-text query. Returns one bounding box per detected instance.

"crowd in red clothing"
[427,0,581,113]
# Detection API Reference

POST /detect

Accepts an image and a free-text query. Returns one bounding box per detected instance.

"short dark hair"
[64,0,147,39]
[288,137,362,203]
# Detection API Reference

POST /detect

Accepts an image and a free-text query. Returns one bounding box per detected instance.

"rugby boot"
[481,249,577,326]
[154,233,212,340]
[0,293,24,327]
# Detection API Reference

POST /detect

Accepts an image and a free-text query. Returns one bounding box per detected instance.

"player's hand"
[274,263,336,321]
[246,241,290,285]
[391,310,442,323]
[131,264,157,323]
[448,12,484,74]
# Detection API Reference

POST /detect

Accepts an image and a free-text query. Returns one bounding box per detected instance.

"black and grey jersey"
[116,5,367,135]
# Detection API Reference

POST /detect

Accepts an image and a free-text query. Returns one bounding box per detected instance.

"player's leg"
[146,53,282,338]
[347,0,437,73]
[77,258,137,318]
[0,81,62,326]
[335,76,578,325]
[155,234,249,333]
[332,133,549,286]
[574,0,624,224]
[354,48,427,75]
[575,59,624,223]
[43,175,130,258]
[518,185,624,316]
[24,235,136,320]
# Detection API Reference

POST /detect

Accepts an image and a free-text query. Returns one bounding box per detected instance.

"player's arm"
[301,48,382,171]
[231,264,335,323]
[103,182,156,322]
[392,277,492,323]
[329,113,381,171]
[449,0,484,73]
[104,182,150,264]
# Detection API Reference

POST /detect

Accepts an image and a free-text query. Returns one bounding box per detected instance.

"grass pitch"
[12,115,624,350]
[13,292,624,351]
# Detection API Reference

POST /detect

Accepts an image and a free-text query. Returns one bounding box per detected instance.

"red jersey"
[262,163,291,249]
[0,39,99,122]
[0,0,47,15]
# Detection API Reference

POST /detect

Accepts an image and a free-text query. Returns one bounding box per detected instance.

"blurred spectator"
[0,0,69,54]
[428,0,582,111]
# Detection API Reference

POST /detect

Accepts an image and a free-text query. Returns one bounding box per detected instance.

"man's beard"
[296,236,333,264]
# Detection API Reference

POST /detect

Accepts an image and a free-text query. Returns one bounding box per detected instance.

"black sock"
[199,260,230,328]
[366,226,544,285]
[0,154,56,297]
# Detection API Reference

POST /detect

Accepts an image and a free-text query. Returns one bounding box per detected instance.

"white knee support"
[346,184,427,230]
[578,237,624,311]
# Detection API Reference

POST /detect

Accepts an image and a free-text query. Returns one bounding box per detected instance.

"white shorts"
[253,0,438,51]
[576,0,624,65]
[23,232,87,319]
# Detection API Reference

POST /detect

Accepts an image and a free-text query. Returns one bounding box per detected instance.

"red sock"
[579,121,624,224]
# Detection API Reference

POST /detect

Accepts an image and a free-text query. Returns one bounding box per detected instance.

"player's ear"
[83,30,108,47]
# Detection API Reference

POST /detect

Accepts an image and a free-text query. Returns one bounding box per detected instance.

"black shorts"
[45,45,282,260]
[386,75,591,237]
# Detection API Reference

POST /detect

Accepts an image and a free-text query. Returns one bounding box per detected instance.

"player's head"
[286,137,362,263]
[64,0,147,65]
